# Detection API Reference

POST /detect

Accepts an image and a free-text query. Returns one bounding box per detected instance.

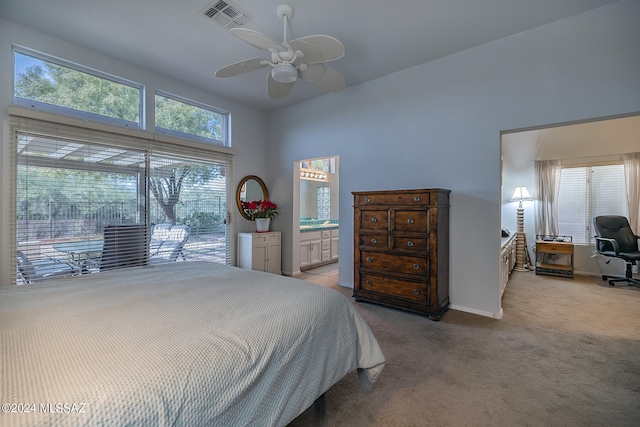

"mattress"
[0,261,385,426]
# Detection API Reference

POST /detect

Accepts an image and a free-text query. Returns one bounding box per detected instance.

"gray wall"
[266,1,640,318]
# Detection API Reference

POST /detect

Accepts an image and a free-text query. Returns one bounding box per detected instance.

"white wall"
[0,18,269,284]
[266,0,640,318]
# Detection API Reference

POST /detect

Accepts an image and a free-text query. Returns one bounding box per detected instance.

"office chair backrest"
[100,224,149,271]
[593,215,638,253]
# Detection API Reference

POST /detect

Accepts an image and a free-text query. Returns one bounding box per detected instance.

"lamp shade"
[511,186,532,201]
[271,63,297,84]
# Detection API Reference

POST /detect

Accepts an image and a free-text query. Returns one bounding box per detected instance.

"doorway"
[293,156,340,274]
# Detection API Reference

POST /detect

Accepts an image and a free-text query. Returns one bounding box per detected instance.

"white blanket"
[0,262,385,426]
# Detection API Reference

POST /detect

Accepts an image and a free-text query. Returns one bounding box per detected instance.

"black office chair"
[593,215,640,287]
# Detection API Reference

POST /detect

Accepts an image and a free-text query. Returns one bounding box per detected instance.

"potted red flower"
[241,200,278,232]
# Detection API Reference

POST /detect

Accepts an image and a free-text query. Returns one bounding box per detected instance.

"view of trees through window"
[14,51,140,125]
[155,93,225,143]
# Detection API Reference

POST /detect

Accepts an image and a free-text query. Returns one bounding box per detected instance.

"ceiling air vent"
[202,1,249,30]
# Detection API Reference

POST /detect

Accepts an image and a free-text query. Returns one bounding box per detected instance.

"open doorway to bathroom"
[295,156,340,273]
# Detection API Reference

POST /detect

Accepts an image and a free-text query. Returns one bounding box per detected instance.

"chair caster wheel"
[601,275,607,281]
[609,281,615,286]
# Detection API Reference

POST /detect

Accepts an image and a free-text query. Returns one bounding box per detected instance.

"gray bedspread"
[0,262,385,426]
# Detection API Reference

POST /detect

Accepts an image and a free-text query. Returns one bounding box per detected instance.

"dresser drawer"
[360,274,428,303]
[355,192,431,207]
[360,251,427,276]
[359,209,388,231]
[392,236,428,252]
[359,233,389,249]
[394,210,428,232]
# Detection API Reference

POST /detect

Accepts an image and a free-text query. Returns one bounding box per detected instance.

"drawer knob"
[371,238,377,244]
[365,197,371,203]
[414,196,421,202]
[413,288,420,295]
[413,263,420,270]
[407,241,414,247]
[365,280,372,286]
[366,257,372,263]
[371,217,377,223]
[407,218,414,224]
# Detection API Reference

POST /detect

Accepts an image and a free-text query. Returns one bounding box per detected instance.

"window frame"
[12,46,144,129]
[154,91,229,147]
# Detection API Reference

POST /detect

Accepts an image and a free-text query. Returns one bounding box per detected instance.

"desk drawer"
[537,242,573,254]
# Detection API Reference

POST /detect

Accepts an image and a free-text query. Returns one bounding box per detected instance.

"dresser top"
[352,188,450,195]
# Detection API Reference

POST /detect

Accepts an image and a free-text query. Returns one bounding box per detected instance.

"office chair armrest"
[594,236,620,254]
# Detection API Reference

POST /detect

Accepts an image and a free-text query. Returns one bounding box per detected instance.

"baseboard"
[338,281,353,289]
[449,304,502,319]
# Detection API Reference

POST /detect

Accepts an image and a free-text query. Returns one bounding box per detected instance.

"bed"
[0,261,385,426]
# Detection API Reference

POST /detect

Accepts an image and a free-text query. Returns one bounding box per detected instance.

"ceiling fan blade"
[267,73,294,99]
[290,35,345,64]
[299,63,345,92]
[230,28,286,52]
[215,57,267,78]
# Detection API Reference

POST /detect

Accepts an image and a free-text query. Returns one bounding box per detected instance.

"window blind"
[9,112,235,285]
[558,164,627,244]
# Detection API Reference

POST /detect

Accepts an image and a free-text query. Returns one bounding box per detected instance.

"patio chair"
[150,223,172,256]
[99,224,149,271]
[16,250,81,284]
[151,225,191,264]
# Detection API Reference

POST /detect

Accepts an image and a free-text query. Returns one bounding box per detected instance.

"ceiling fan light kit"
[215,4,345,99]
[271,63,297,83]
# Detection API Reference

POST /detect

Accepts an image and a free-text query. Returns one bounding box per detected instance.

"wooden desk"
[535,240,574,278]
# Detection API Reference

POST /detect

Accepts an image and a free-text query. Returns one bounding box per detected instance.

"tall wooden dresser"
[352,188,450,320]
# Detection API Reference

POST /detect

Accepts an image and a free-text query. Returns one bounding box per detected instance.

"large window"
[11,116,234,285]
[155,92,228,146]
[557,164,627,244]
[13,50,142,128]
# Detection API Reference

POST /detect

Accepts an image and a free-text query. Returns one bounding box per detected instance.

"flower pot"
[255,218,270,233]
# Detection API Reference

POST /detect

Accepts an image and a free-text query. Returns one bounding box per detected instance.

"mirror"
[236,175,269,220]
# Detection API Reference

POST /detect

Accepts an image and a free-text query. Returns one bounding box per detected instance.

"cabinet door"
[300,241,312,268]
[251,244,267,272]
[309,240,322,264]
[330,236,339,260]
[266,241,281,274]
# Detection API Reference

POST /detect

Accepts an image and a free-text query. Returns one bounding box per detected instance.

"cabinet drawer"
[392,236,428,252]
[394,210,428,232]
[360,251,427,276]
[321,239,331,250]
[360,274,428,303]
[359,233,389,249]
[536,242,573,254]
[355,192,431,207]
[359,210,388,231]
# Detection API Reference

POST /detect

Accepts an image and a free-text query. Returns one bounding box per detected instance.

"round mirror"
[236,175,269,220]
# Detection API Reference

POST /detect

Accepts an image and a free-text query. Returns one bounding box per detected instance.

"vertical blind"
[10,113,235,285]
[557,164,627,244]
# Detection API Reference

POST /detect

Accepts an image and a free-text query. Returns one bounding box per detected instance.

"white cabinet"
[330,229,339,261]
[300,231,321,269]
[500,233,517,298]
[300,228,339,270]
[238,232,281,275]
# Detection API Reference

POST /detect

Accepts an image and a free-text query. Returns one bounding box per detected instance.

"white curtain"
[623,152,640,233]
[534,160,562,236]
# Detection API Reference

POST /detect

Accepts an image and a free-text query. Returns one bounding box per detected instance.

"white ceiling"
[0,0,618,112]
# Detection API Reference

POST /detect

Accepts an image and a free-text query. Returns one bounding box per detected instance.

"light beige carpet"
[289,268,640,426]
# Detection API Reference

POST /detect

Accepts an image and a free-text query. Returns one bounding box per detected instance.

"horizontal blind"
[558,164,627,244]
[558,167,588,243]
[9,113,235,285]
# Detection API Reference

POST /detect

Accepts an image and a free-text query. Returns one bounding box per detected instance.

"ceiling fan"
[215,4,345,99]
